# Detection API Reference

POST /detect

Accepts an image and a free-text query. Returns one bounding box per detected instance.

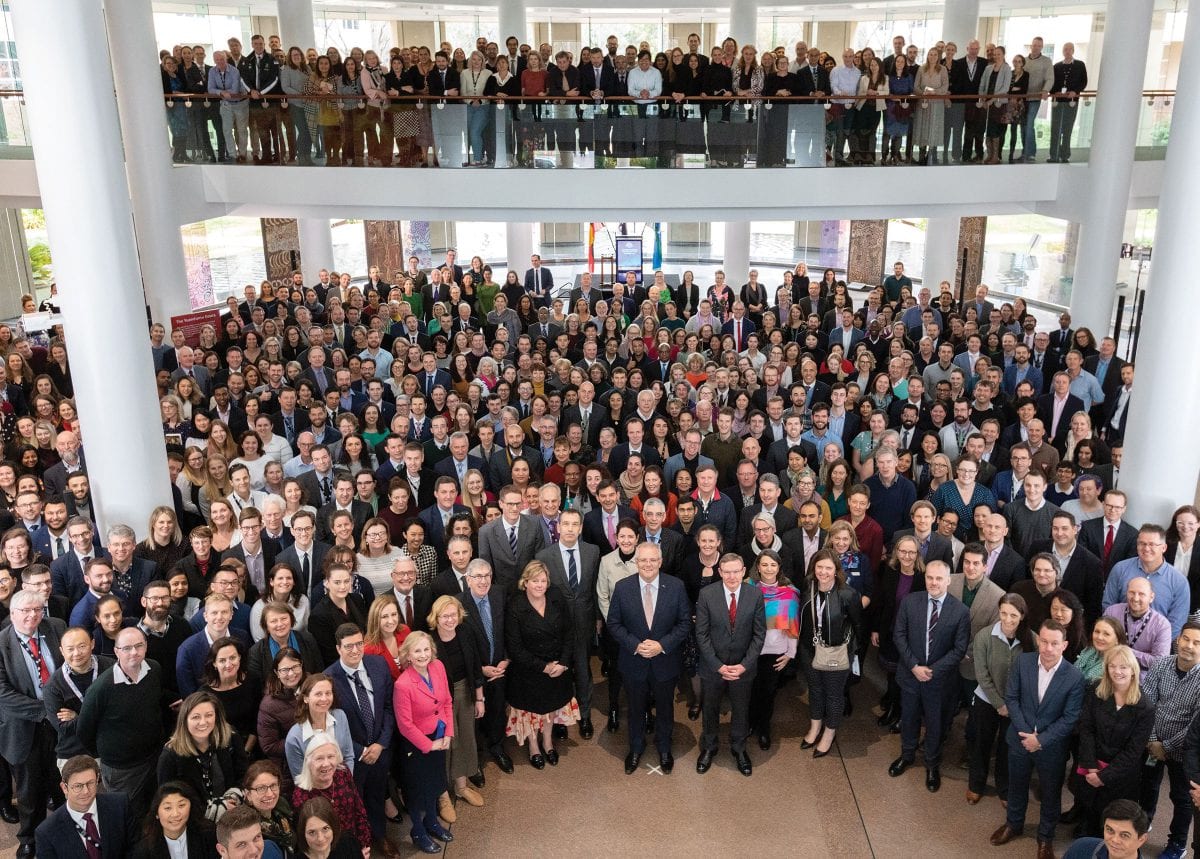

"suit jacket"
[389,585,434,634]
[325,654,395,751]
[579,61,618,97]
[720,317,756,351]
[1003,363,1045,397]
[893,591,970,688]
[35,792,135,859]
[583,504,636,554]
[426,66,461,97]
[1005,651,1085,752]
[643,528,685,581]
[1084,354,1126,402]
[523,266,554,306]
[477,515,547,591]
[948,575,1004,680]
[276,540,332,597]
[1079,518,1138,571]
[607,443,663,479]
[892,529,956,570]
[299,366,336,395]
[796,63,830,96]
[694,581,766,682]
[316,499,373,544]
[221,538,280,580]
[1046,328,1074,372]
[430,567,471,601]
[171,366,210,396]
[131,826,220,859]
[1036,392,1086,449]
[982,544,1027,591]
[487,446,543,490]
[537,541,602,646]
[606,573,692,682]
[246,628,324,688]
[560,405,604,448]
[51,549,109,608]
[737,503,798,547]
[433,455,486,490]
[417,503,471,559]
[393,658,454,752]
[296,468,341,508]
[0,618,66,763]
[1030,540,1104,625]
[462,585,506,665]
[416,368,453,398]
[110,558,158,618]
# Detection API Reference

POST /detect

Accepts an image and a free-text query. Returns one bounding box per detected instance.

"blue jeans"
[289,102,313,163]
[1022,98,1041,159]
[467,103,491,163]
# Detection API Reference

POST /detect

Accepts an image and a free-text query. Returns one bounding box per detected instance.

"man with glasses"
[276,511,330,598]
[189,565,255,639]
[35,755,135,859]
[324,624,397,858]
[20,563,67,622]
[137,580,191,703]
[479,486,547,591]
[459,559,511,774]
[0,590,65,856]
[1080,490,1139,578]
[1103,524,1189,637]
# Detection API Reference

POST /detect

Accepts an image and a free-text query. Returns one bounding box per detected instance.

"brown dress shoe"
[1036,840,1055,859]
[965,790,982,804]
[989,824,1020,846]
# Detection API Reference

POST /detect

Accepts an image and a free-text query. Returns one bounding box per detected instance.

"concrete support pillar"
[498,0,529,46]
[1118,3,1200,523]
[724,221,751,284]
[942,0,981,49]
[0,209,34,318]
[297,218,334,285]
[727,0,758,49]
[923,216,961,288]
[276,0,316,50]
[1068,0,1154,336]
[10,0,171,536]
[105,0,192,324]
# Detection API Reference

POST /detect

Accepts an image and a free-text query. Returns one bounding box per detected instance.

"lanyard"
[1124,607,1152,648]
[61,658,99,701]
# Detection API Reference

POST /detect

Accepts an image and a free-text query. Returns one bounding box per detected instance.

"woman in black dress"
[868,535,926,730]
[504,560,580,769]
[201,636,260,756]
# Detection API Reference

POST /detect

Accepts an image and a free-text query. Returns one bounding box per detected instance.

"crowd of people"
[159,30,1088,167]
[0,233,1191,859]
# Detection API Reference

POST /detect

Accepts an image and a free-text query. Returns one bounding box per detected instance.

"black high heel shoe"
[801,729,823,751]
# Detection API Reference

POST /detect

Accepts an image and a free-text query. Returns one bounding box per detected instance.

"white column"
[727,0,758,49]
[922,216,961,289]
[498,0,528,45]
[276,0,316,49]
[104,0,192,325]
[10,0,171,536]
[1118,5,1200,524]
[724,221,751,285]
[506,223,533,283]
[297,218,334,285]
[1068,0,1153,335]
[941,0,980,49]
[0,209,34,318]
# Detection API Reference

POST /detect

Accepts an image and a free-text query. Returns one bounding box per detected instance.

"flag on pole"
[587,222,595,273]
[652,222,662,269]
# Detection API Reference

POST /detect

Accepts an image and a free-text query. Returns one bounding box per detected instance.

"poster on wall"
[181,221,215,310]
[401,221,433,269]
[170,309,221,347]
[261,218,301,290]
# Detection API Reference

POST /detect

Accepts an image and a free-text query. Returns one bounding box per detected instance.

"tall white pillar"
[276,0,316,49]
[922,217,960,289]
[727,0,758,48]
[1117,5,1200,524]
[724,221,751,285]
[506,223,533,283]
[498,0,528,45]
[942,0,980,48]
[0,209,34,318]
[297,218,334,285]
[10,0,172,536]
[105,0,192,325]
[1068,0,1153,336]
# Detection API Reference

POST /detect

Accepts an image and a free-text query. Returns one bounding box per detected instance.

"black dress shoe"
[552,724,568,740]
[888,756,913,777]
[687,705,700,721]
[876,705,897,727]
[801,734,820,750]
[1059,806,1081,825]
[696,749,714,773]
[758,733,771,751]
[492,750,514,774]
[0,804,18,824]
[545,748,559,766]
[468,771,485,788]
[530,754,545,770]
[624,752,641,775]
[659,753,674,774]
[926,768,941,792]
[607,710,620,733]
[733,750,753,776]
[17,846,36,859]
[579,718,594,739]
[411,835,440,855]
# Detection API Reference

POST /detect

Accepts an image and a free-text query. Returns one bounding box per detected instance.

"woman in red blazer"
[393,630,455,854]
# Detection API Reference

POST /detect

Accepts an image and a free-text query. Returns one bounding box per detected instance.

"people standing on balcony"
[280,47,313,166]
[1049,42,1088,164]
[311,56,341,167]
[979,46,1012,165]
[207,50,248,164]
[1003,54,1030,164]
[883,54,914,166]
[336,57,367,167]
[1021,37,1053,163]
[520,51,548,123]
[460,52,493,168]
[161,57,191,164]
[912,47,948,166]
[829,49,860,166]
[853,57,887,166]
[951,39,986,163]
[238,35,280,165]
[360,50,391,167]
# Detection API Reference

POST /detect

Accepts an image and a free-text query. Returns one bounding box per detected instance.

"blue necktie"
[567,548,578,592]
[477,596,494,661]
[351,670,374,741]
[508,524,518,555]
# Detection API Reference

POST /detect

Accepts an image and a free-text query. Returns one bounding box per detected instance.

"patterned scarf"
[759,583,801,637]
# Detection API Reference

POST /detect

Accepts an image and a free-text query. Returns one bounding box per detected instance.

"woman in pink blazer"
[393,630,456,854]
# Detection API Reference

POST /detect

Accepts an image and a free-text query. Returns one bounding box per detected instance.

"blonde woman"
[428,595,485,807]
[912,47,949,164]
[198,453,233,522]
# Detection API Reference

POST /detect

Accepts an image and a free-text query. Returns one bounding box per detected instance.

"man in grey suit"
[478,485,547,591]
[169,345,211,396]
[695,553,766,777]
[0,590,66,855]
[892,500,956,570]
[460,559,512,773]
[537,509,601,739]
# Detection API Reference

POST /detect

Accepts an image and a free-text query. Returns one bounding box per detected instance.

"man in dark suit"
[50,517,106,608]
[0,591,66,856]
[606,542,692,775]
[34,754,134,859]
[477,486,547,591]
[415,353,453,398]
[1029,510,1104,625]
[487,425,543,491]
[536,509,601,739]
[1046,314,1074,374]
[433,433,486,492]
[460,558,511,772]
[695,553,766,777]
[736,475,797,546]
[325,625,399,856]
[720,304,756,352]
[523,254,554,308]
[426,50,461,96]
[892,500,955,570]
[583,481,635,554]
[275,510,330,596]
[1101,367,1133,443]
[888,561,970,793]
[316,474,373,544]
[561,381,603,450]
[1036,372,1086,452]
[1078,490,1138,576]
[417,478,471,565]
[389,557,433,634]
[989,619,1085,856]
[974,512,1028,590]
[606,419,663,478]
[795,47,830,97]
[641,499,685,581]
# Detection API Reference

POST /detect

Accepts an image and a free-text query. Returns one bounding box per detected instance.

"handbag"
[811,588,851,672]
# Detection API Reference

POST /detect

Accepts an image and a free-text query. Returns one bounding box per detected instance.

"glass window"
[182,216,266,308]
[314,17,395,56]
[887,219,927,283]
[981,213,1071,307]
[332,219,366,276]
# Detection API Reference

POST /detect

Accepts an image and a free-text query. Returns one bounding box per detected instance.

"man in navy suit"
[990,619,1085,855]
[889,560,971,793]
[460,559,512,772]
[35,754,135,859]
[416,352,453,398]
[1037,372,1086,452]
[433,432,486,492]
[523,254,554,308]
[50,517,106,608]
[720,303,756,352]
[417,478,471,565]
[606,542,692,775]
[582,481,635,554]
[324,624,399,857]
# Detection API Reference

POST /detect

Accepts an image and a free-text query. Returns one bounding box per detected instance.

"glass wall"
[152,6,248,54]
[850,18,942,55]
[981,213,1072,308]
